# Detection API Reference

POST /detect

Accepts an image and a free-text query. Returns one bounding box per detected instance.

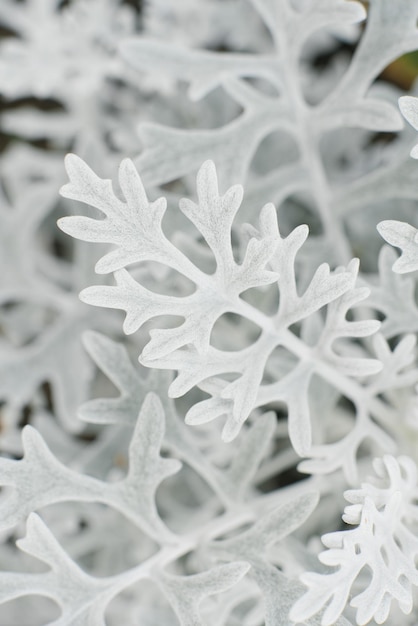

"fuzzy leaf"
[377,220,418,274]
[155,562,250,626]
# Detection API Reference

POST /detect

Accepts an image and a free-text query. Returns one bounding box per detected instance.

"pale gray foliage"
[4,0,418,625]
[291,456,418,626]
[59,158,382,456]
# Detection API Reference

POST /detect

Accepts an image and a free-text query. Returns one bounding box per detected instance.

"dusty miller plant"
[3,0,418,625]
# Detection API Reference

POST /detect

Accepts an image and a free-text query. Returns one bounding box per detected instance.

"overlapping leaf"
[59,158,382,449]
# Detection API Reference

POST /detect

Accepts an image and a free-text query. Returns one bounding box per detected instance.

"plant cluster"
[3,1,418,625]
